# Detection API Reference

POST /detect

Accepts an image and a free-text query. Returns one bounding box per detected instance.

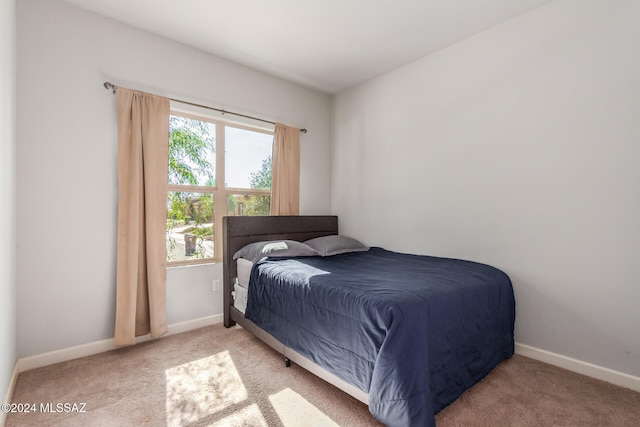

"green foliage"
[242,195,270,216]
[190,227,213,238]
[167,192,188,223]
[167,193,213,225]
[168,116,215,186]
[242,155,272,216]
[249,155,272,189]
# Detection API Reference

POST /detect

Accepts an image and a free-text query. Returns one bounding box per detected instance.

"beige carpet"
[6,324,640,426]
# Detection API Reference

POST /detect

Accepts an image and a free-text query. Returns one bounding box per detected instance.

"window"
[166,111,273,266]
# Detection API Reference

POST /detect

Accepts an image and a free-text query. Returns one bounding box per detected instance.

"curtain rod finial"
[300,128,307,134]
[103,81,116,93]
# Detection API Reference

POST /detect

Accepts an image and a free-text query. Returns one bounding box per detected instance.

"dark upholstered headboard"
[222,215,338,327]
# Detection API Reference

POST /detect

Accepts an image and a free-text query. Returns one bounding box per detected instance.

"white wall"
[1,0,17,403]
[332,0,640,377]
[16,0,332,358]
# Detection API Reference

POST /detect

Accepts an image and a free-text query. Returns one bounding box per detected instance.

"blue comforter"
[245,247,515,427]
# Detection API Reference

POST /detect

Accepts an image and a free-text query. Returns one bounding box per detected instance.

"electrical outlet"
[212,279,220,291]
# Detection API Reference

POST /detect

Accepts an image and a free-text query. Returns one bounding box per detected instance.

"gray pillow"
[233,240,319,263]
[304,235,369,256]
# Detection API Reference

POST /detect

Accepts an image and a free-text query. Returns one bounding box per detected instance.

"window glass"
[166,113,273,266]
[166,192,214,262]
[168,116,215,186]
[227,194,271,217]
[225,127,272,189]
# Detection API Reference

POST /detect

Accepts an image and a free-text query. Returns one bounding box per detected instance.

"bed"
[223,215,515,427]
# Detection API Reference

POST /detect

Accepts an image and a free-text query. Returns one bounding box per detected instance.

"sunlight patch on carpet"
[269,388,340,427]
[165,351,248,425]
[211,404,268,427]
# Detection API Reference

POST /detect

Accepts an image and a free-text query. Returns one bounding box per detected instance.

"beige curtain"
[270,123,300,215]
[114,88,169,346]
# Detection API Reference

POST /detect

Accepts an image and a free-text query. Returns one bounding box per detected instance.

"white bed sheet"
[233,282,248,314]
[237,257,253,287]
[233,258,253,314]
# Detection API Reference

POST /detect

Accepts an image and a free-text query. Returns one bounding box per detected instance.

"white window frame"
[168,102,274,267]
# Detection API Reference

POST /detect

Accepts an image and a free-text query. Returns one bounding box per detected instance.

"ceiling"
[63,0,553,94]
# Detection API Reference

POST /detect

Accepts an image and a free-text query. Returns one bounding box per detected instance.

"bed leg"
[285,358,291,368]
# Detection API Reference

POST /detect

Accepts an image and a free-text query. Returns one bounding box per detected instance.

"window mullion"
[225,187,270,195]
[167,184,215,193]
[214,124,226,261]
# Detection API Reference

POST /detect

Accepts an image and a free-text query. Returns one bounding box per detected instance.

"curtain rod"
[103,82,307,133]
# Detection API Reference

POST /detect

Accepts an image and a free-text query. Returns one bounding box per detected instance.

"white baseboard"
[515,342,640,393]
[1,362,19,426]
[17,314,222,374]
